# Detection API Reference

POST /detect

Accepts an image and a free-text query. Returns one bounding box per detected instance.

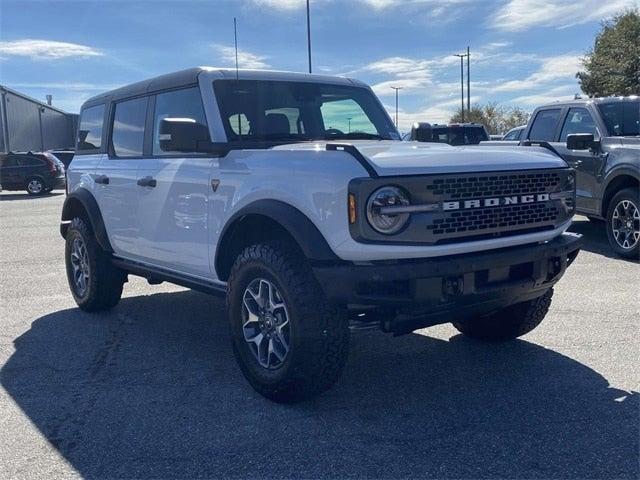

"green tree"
[449,103,530,135]
[576,9,640,96]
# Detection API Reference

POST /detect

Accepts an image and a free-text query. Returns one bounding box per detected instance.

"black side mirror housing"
[411,122,433,142]
[159,118,211,153]
[566,133,594,151]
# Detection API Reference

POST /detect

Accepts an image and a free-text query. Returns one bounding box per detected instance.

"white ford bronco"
[61,67,581,402]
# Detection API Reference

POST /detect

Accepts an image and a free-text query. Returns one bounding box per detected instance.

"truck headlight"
[366,186,410,234]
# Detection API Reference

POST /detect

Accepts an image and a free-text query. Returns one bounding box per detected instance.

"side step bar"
[111,257,227,297]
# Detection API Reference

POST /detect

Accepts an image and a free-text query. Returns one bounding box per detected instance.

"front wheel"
[227,243,349,403]
[453,289,553,342]
[606,188,640,259]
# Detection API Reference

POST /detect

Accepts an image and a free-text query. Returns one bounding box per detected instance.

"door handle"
[95,174,110,185]
[137,176,157,188]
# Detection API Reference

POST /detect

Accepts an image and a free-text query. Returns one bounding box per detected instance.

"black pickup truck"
[485,97,639,258]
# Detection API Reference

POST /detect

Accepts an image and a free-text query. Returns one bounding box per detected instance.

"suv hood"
[274,140,568,176]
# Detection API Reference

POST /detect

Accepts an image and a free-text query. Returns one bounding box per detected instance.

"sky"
[0,0,636,130]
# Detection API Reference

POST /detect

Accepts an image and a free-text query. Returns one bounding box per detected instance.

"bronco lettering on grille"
[442,193,550,211]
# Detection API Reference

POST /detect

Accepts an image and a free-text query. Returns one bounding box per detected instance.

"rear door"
[94,98,147,259]
[551,106,604,214]
[135,86,213,277]
[0,154,21,188]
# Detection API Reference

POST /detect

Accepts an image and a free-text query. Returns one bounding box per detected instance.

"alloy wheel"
[241,278,290,369]
[27,179,43,194]
[612,199,640,250]
[70,237,90,296]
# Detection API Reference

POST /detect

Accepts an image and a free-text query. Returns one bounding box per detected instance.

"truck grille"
[427,171,561,198]
[348,168,576,245]
[423,169,574,244]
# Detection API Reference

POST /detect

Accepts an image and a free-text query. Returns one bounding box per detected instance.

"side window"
[528,109,561,142]
[111,97,147,158]
[18,156,44,166]
[1,155,18,167]
[320,99,377,134]
[504,129,520,141]
[77,104,105,152]
[153,87,209,155]
[560,107,598,141]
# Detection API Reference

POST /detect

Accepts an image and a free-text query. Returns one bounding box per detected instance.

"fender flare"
[603,166,640,189]
[215,200,339,278]
[60,189,113,252]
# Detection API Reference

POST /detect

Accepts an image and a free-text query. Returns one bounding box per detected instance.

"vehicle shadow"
[0,192,64,201]
[568,217,638,262]
[1,290,637,479]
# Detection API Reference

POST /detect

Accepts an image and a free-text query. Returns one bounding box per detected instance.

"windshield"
[213,80,398,143]
[431,126,488,145]
[597,101,639,136]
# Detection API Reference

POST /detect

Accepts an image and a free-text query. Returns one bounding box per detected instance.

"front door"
[552,107,604,214]
[135,87,213,277]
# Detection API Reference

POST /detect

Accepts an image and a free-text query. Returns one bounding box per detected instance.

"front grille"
[348,168,575,245]
[426,171,561,198]
[429,203,560,235]
[422,169,574,244]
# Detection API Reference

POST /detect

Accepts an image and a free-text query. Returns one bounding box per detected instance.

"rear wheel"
[26,177,45,195]
[606,188,640,259]
[453,289,553,342]
[227,242,349,403]
[65,217,126,311]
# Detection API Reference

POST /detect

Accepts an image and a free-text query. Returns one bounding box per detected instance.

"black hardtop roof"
[81,67,366,109]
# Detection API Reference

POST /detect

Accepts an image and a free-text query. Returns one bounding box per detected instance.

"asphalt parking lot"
[0,191,638,479]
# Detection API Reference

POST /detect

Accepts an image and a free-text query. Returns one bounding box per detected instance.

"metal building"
[0,85,78,154]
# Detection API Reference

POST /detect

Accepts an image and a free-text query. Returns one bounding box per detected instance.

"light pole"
[347,117,352,133]
[390,86,402,128]
[306,0,312,73]
[454,53,467,122]
[466,46,471,112]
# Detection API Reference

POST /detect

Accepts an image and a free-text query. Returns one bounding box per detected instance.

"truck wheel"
[65,217,126,312]
[26,177,45,195]
[227,242,349,403]
[452,289,553,342]
[606,188,640,259]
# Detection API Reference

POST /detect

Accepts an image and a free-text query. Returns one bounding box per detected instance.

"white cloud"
[494,54,581,92]
[248,0,471,10]
[249,0,307,9]
[213,44,270,69]
[510,85,579,106]
[492,0,634,32]
[0,39,103,60]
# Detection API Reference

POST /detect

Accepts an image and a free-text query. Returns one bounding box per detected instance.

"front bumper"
[313,233,582,333]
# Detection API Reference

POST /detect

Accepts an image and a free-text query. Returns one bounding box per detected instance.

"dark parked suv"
[410,122,490,145]
[519,97,639,258]
[0,151,66,195]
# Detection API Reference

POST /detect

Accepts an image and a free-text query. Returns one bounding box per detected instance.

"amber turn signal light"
[348,194,357,224]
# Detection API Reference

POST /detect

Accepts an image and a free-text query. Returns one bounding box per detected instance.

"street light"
[347,117,352,133]
[306,0,312,73]
[453,53,466,122]
[390,86,403,128]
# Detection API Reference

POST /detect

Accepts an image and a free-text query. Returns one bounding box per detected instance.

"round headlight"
[366,186,410,235]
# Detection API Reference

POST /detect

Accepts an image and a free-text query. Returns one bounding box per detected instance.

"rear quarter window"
[77,104,105,152]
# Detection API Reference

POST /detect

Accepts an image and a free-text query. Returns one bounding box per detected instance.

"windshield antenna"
[234,17,242,138]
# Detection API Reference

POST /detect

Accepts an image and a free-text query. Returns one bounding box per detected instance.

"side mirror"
[566,133,594,151]
[159,118,210,153]
[411,122,433,142]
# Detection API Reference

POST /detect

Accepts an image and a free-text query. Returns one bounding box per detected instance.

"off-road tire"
[65,217,125,312]
[227,242,349,403]
[452,288,553,342]
[606,187,640,259]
